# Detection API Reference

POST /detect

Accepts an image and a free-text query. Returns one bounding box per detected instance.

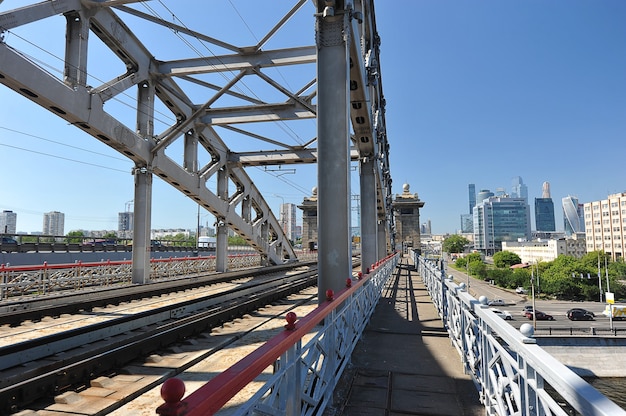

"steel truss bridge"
[0,1,393,295]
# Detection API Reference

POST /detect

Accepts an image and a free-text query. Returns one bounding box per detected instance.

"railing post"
[42,261,48,295]
[1,263,6,300]
[282,340,302,415]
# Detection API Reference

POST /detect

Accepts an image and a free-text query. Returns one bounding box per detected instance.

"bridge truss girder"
[0,0,393,268]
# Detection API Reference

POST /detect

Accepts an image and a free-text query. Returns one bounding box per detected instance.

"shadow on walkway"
[325,255,483,416]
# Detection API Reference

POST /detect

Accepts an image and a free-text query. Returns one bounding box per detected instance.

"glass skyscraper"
[562,195,584,236]
[511,176,528,200]
[535,198,556,231]
[473,196,531,254]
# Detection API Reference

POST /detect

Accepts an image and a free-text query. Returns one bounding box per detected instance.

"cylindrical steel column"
[132,167,152,284]
[216,167,228,272]
[316,7,351,304]
[360,158,378,272]
[377,220,387,259]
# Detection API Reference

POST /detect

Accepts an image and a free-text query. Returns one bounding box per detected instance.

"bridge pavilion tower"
[393,184,425,253]
[298,187,318,251]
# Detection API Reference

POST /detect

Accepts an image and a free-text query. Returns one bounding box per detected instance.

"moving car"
[521,305,533,316]
[566,308,594,321]
[525,310,554,321]
[488,299,505,306]
[489,308,513,320]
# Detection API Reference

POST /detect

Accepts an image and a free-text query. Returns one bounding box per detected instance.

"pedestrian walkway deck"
[324,255,483,416]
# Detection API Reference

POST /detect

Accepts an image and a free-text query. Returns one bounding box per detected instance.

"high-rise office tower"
[477,189,494,204]
[1,210,17,234]
[468,184,476,214]
[473,196,531,254]
[511,176,528,200]
[535,182,555,232]
[562,196,584,236]
[43,211,65,236]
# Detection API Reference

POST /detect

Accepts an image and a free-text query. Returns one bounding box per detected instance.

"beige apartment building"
[502,235,587,264]
[583,192,626,261]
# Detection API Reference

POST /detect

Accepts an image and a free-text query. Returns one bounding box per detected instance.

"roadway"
[445,266,625,332]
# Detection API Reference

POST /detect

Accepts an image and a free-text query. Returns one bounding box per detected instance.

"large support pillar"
[360,158,378,272]
[131,77,155,284]
[298,188,318,252]
[393,183,425,254]
[377,220,387,260]
[132,167,152,284]
[316,5,351,304]
[215,167,228,272]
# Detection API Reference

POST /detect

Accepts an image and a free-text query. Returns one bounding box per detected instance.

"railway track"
[0,261,316,326]
[0,264,329,415]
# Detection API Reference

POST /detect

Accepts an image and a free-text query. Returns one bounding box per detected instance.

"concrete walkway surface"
[324,255,483,416]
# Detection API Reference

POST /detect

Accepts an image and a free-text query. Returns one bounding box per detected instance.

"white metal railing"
[414,252,626,416]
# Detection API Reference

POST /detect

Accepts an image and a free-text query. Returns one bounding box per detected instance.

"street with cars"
[446,266,626,331]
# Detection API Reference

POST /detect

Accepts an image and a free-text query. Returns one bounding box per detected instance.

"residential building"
[0,210,17,234]
[563,195,584,236]
[280,203,297,242]
[43,211,65,236]
[118,211,133,238]
[583,192,626,261]
[473,196,531,255]
[502,234,587,263]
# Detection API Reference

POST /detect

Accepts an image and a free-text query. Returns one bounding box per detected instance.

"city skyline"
[1,1,625,235]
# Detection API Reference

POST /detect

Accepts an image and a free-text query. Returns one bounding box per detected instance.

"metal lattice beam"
[0,0,393,268]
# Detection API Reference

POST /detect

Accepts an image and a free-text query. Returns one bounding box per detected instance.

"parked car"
[489,308,513,320]
[521,305,534,316]
[515,287,527,294]
[567,308,594,321]
[526,310,554,321]
[488,299,505,306]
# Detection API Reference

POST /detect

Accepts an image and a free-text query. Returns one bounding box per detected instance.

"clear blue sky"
[1,1,625,235]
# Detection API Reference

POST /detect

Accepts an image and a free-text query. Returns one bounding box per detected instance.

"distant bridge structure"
[0,1,393,294]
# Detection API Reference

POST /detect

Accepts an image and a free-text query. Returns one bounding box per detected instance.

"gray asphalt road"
[445,266,625,331]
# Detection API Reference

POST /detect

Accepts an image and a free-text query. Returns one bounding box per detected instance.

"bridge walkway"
[324,255,483,416]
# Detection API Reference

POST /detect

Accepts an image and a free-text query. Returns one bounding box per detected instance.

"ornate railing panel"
[414,253,626,416]
[0,253,271,300]
[156,254,398,416]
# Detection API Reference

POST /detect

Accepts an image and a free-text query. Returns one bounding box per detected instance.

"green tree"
[466,252,482,263]
[469,261,487,279]
[228,235,248,246]
[66,230,85,244]
[493,251,521,268]
[442,235,469,254]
